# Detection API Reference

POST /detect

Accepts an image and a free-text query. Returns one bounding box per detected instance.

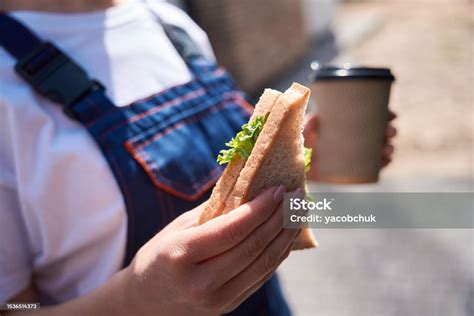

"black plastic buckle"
[14,42,103,119]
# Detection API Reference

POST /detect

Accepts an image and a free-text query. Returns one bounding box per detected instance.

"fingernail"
[273,185,286,202]
[291,228,301,244]
[293,188,305,199]
[290,229,301,242]
[295,228,302,238]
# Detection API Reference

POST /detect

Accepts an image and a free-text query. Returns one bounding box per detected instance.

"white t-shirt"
[0,0,214,304]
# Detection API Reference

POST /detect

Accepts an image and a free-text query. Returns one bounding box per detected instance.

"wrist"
[77,266,134,316]
[124,260,167,316]
[110,267,135,315]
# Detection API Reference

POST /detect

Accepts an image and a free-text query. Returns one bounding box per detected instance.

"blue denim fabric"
[0,11,292,315]
[71,57,292,316]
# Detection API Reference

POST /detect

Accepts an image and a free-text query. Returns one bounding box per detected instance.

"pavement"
[270,1,474,315]
[278,177,473,316]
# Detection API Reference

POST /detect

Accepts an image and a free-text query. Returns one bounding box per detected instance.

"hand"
[125,186,301,316]
[303,111,397,178]
[5,187,299,316]
[381,111,397,167]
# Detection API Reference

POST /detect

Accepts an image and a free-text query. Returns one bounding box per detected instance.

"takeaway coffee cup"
[309,63,395,183]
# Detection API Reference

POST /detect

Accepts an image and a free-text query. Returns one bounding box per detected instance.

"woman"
[0,0,396,315]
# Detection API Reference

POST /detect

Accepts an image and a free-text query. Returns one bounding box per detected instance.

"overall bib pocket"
[124,92,251,201]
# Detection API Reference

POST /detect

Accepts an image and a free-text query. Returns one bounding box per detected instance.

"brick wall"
[187,0,309,95]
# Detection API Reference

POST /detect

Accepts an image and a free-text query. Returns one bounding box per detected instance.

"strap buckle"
[14,42,103,119]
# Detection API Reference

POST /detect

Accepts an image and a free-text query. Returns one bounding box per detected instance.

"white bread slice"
[223,83,317,249]
[199,89,282,224]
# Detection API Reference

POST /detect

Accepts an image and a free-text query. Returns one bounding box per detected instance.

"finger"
[385,125,397,138]
[183,185,287,262]
[217,228,299,303]
[222,270,276,314]
[198,201,284,285]
[388,110,397,121]
[166,204,204,231]
[304,113,318,128]
[382,157,392,167]
[222,231,296,313]
[303,114,318,148]
[383,144,394,159]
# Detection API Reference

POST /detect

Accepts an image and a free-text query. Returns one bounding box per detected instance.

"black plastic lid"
[310,62,395,81]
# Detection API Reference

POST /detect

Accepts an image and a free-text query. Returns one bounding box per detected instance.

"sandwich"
[199,83,317,250]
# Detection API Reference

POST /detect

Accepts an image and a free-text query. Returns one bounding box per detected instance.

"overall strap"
[0,10,206,120]
[0,12,106,119]
[161,23,204,62]
[141,0,205,62]
[0,12,41,60]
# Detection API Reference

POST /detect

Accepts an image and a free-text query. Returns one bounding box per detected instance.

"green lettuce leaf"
[304,147,312,173]
[217,114,268,164]
[217,113,313,174]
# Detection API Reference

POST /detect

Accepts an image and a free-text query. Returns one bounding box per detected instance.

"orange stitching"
[125,141,213,201]
[138,148,222,192]
[105,142,136,257]
[85,79,202,128]
[157,188,168,226]
[130,94,239,151]
[234,93,254,114]
[164,189,175,221]
[98,87,207,141]
[128,88,206,124]
[82,65,234,128]
[95,77,228,136]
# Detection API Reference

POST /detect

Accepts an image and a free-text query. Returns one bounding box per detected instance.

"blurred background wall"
[173,0,473,186]
[171,0,339,95]
[187,0,310,94]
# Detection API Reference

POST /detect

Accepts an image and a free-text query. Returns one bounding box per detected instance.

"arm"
[6,185,300,316]
[6,270,129,316]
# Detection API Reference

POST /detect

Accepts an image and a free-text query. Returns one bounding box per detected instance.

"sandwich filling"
[217,114,313,172]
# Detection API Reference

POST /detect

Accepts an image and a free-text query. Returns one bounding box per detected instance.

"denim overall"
[0,11,292,315]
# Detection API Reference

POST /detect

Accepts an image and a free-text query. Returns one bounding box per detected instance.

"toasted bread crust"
[224,83,310,210]
[293,228,319,250]
[198,89,281,224]
[224,83,316,250]
[199,83,317,250]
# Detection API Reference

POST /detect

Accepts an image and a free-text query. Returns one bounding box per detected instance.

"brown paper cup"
[309,65,395,183]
